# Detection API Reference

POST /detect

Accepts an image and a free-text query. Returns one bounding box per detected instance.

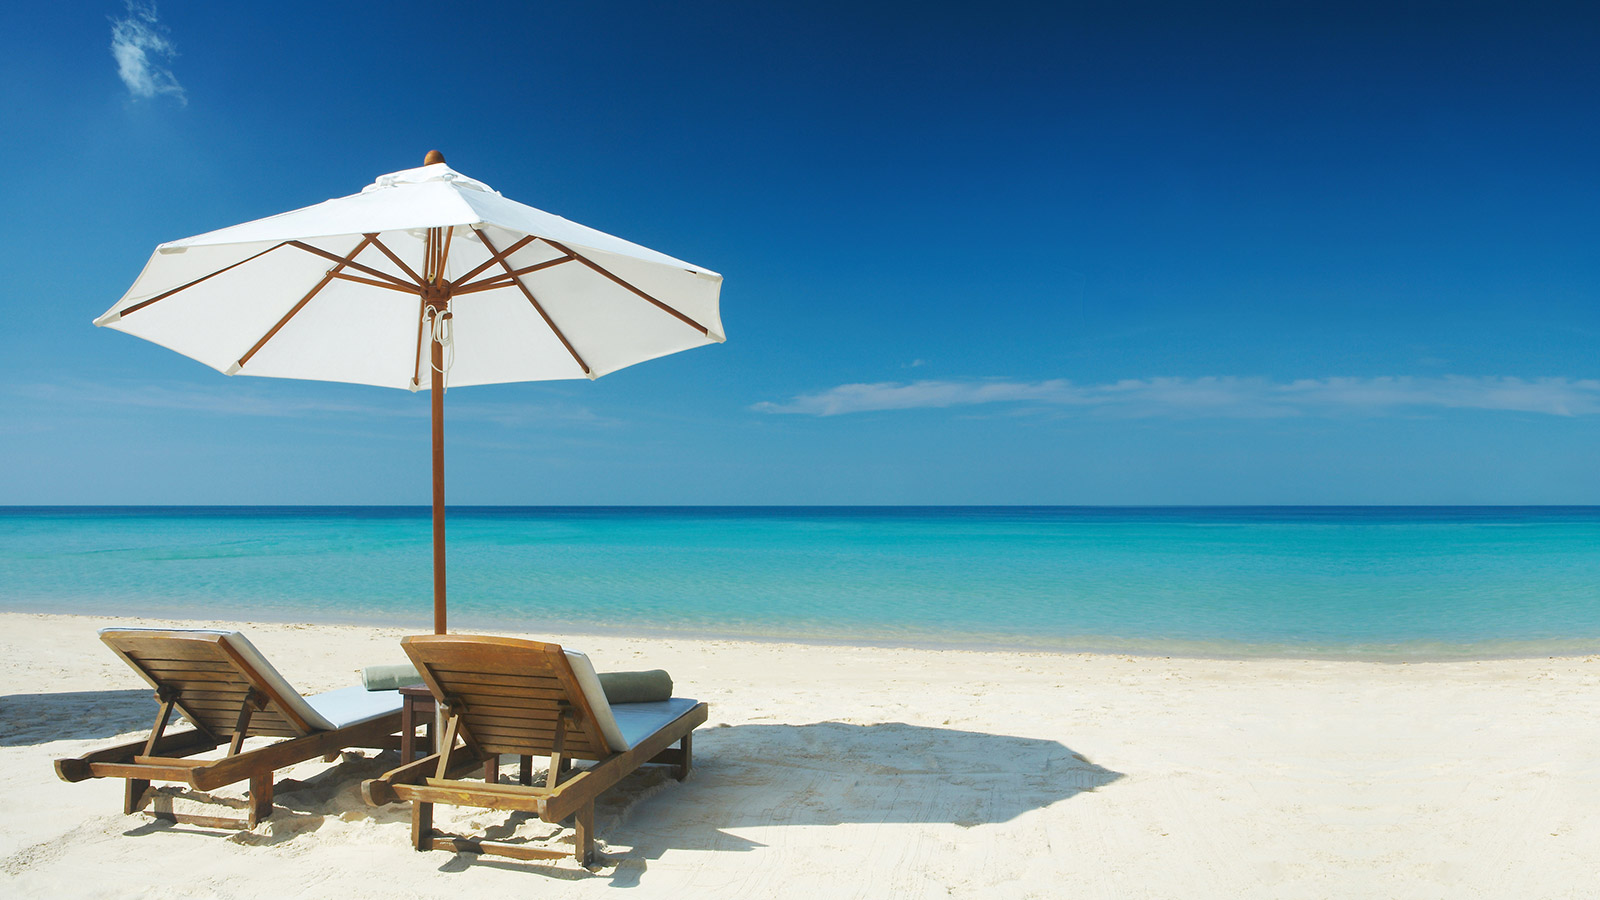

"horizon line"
[4,504,1599,511]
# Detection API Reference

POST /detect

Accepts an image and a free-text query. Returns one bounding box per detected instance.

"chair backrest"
[100,628,329,738]
[401,634,616,759]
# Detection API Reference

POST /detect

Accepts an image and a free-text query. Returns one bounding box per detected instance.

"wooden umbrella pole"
[423,206,451,635]
[431,325,446,634]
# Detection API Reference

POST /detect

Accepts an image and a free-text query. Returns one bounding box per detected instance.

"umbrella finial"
[424,150,446,166]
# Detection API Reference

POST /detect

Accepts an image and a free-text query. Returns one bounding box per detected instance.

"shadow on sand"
[1,689,156,746]
[408,721,1123,884]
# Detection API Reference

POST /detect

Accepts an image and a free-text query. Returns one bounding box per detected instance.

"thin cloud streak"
[110,2,186,104]
[753,376,1600,418]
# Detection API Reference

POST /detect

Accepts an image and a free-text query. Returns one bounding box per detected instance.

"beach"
[10,1,1596,895]
[3,613,1598,898]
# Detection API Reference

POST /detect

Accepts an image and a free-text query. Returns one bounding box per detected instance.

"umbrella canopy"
[97,155,724,386]
[95,152,725,631]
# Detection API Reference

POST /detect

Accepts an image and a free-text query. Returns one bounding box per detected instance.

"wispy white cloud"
[111,2,186,104]
[752,376,1600,418]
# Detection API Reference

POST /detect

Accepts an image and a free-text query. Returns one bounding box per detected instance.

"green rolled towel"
[598,669,673,704]
[362,663,424,691]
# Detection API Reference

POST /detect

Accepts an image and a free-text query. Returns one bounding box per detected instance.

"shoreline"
[4,612,1600,896]
[8,606,1600,664]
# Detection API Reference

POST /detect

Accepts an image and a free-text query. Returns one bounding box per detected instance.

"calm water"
[2,506,1598,659]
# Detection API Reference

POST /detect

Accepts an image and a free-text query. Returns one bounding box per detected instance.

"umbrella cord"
[430,310,455,391]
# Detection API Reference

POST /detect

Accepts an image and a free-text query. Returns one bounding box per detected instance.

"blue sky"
[1,1,1596,504]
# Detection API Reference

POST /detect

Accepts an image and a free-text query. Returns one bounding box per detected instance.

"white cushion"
[609,698,701,750]
[304,685,403,729]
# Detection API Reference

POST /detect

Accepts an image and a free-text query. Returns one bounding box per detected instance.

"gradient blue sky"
[2,1,1596,504]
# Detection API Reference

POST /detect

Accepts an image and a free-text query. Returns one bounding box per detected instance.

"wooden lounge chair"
[55,628,404,828]
[362,634,708,866]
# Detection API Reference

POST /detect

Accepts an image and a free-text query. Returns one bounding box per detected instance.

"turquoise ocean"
[3,506,1598,659]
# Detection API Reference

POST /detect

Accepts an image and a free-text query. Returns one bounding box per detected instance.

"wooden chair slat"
[433,692,570,712]
[115,642,232,662]
[134,669,250,684]
[458,708,564,727]
[163,688,255,701]
[135,660,237,673]
[425,659,559,678]
[431,681,568,701]
[464,725,602,749]
[428,669,565,689]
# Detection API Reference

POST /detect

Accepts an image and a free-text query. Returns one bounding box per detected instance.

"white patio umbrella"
[95,151,725,633]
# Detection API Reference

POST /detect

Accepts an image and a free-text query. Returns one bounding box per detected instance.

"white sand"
[1,613,1598,898]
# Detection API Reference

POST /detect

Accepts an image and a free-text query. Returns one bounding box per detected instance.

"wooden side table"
[398,684,434,762]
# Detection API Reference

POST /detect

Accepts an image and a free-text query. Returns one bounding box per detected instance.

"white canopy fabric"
[95,162,725,388]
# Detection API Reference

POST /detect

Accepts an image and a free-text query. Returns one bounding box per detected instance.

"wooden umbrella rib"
[329,272,423,293]
[538,239,712,336]
[452,255,575,294]
[369,235,427,287]
[474,229,591,376]
[235,235,376,369]
[438,226,455,282]
[118,242,293,318]
[449,235,535,288]
[449,278,513,297]
[287,241,416,289]
[498,255,575,279]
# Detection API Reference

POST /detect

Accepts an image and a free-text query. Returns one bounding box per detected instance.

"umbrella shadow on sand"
[0,690,157,746]
[412,721,1123,885]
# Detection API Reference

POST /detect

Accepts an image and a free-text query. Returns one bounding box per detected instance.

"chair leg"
[247,772,274,827]
[573,800,594,866]
[676,732,693,781]
[124,778,150,815]
[519,755,533,786]
[411,801,433,852]
[484,754,499,784]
